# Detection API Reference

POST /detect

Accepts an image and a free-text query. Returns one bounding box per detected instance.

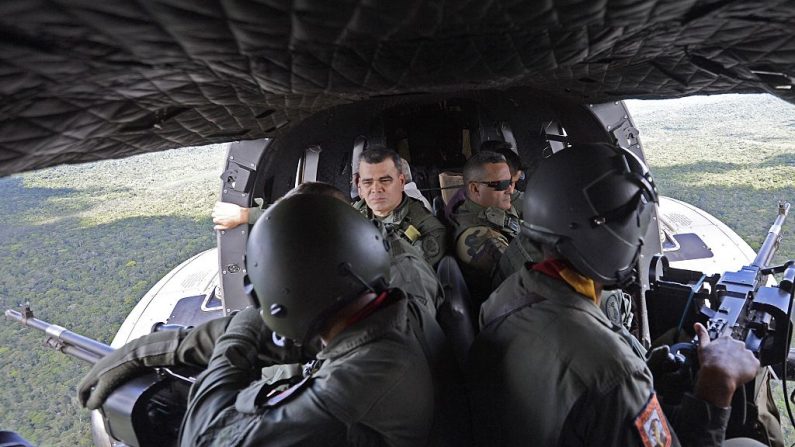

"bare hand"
[212,202,249,230]
[693,322,759,408]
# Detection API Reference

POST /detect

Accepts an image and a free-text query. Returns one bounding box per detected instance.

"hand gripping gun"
[645,202,794,437]
[5,304,192,447]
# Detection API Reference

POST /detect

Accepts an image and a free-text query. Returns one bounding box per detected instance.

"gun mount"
[647,202,794,365]
[5,304,191,447]
[646,202,794,440]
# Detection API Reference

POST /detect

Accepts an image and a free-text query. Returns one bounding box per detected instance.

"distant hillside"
[626,94,795,265]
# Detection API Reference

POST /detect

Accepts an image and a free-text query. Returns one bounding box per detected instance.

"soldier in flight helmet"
[78,189,464,446]
[468,143,760,447]
[519,142,658,287]
[245,194,391,344]
[179,194,463,446]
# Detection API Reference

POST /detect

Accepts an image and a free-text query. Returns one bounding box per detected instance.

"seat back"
[435,255,476,367]
[0,431,34,447]
[438,171,463,204]
[432,195,446,223]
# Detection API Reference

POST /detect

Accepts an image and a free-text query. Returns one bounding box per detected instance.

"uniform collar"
[519,267,614,330]
[317,290,408,360]
[458,197,519,220]
[356,193,409,224]
[455,198,521,238]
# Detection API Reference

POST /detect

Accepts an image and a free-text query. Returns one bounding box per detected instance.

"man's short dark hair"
[463,151,507,185]
[359,146,402,171]
[480,141,521,175]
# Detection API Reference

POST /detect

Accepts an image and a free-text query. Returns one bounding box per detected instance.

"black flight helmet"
[521,143,658,287]
[245,194,391,342]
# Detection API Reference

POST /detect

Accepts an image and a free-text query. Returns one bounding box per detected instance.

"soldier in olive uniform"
[480,140,527,197]
[450,151,541,302]
[354,147,447,267]
[468,143,761,447]
[80,195,464,446]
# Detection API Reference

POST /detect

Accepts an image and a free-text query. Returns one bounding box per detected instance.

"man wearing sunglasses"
[480,140,527,197]
[450,151,524,303]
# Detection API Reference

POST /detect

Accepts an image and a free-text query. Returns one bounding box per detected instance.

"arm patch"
[634,393,672,447]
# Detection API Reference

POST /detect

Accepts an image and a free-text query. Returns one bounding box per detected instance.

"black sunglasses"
[475,179,513,191]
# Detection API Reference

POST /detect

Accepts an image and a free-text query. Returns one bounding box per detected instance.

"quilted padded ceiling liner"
[1,0,794,175]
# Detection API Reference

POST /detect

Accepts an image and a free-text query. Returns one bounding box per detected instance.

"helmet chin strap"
[338,262,377,294]
[293,263,387,349]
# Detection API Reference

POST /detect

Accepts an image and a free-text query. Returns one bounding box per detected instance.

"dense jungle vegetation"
[0,145,225,446]
[0,94,793,445]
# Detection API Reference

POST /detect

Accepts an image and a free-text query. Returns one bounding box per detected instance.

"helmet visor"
[585,147,658,234]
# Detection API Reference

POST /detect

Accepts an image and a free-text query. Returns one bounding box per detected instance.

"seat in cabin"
[435,255,476,368]
[438,171,466,223]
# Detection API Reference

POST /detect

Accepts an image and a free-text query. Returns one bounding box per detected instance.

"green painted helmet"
[521,143,658,286]
[245,194,391,342]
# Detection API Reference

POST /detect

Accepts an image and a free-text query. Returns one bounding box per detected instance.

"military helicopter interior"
[93,91,793,446]
[242,91,630,204]
[2,1,795,446]
[223,93,645,285]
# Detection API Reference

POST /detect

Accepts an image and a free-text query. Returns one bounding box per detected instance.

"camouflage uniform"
[510,190,524,216]
[180,291,466,447]
[450,198,536,300]
[365,212,444,316]
[355,194,447,267]
[389,248,445,315]
[469,267,732,447]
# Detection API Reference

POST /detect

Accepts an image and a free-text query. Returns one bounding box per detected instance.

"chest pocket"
[235,372,316,414]
[383,224,426,261]
[483,208,520,237]
[493,237,542,288]
[196,366,322,447]
[612,324,647,360]
[195,412,259,447]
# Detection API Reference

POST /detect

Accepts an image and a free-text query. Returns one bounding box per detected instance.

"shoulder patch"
[421,234,440,257]
[634,393,672,447]
[404,224,422,242]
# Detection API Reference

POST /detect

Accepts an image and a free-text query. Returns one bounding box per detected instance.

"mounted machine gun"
[5,305,192,447]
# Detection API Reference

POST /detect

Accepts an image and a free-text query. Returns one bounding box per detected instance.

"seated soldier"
[479,140,526,198]
[79,194,466,446]
[354,146,447,267]
[280,182,443,315]
[443,140,525,222]
[450,151,535,302]
[468,143,761,447]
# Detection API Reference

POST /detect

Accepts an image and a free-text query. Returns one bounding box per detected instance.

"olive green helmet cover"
[246,194,391,342]
[521,143,658,286]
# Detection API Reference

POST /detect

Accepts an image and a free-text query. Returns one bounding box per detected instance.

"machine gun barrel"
[752,201,790,269]
[701,201,793,366]
[4,305,113,364]
[5,304,194,447]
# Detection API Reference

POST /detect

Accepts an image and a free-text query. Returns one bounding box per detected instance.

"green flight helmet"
[521,143,658,286]
[245,194,391,342]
